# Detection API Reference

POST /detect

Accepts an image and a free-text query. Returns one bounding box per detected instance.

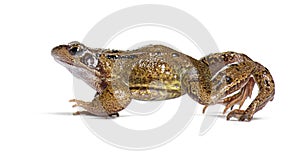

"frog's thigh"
[225,61,254,78]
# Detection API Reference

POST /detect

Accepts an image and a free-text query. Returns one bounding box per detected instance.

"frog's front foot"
[69,99,95,115]
[68,84,131,117]
[69,99,109,117]
[72,111,93,115]
[226,109,252,121]
[69,99,90,108]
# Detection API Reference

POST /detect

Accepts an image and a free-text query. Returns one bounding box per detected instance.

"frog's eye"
[81,53,98,68]
[69,46,80,55]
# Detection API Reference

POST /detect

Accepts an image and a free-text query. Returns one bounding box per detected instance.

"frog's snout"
[51,45,68,56]
[51,44,74,65]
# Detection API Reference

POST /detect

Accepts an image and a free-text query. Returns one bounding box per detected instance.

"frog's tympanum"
[52,42,275,121]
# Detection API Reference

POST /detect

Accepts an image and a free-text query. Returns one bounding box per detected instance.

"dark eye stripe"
[106,55,118,59]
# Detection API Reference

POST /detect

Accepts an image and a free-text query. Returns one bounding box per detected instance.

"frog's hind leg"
[222,77,255,113]
[200,51,251,76]
[237,77,255,109]
[202,90,245,114]
[200,52,252,113]
[202,78,254,114]
[227,63,275,121]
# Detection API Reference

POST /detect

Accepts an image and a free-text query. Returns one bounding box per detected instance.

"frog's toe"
[226,109,245,121]
[73,111,80,115]
[69,99,76,102]
[72,111,94,116]
[227,109,253,121]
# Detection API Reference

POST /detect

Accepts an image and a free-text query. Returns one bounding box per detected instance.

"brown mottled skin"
[52,41,275,121]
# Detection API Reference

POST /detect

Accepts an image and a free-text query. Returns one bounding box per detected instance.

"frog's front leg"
[227,62,275,121]
[69,98,112,117]
[70,82,132,117]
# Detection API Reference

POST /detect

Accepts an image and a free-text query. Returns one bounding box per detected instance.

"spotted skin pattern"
[52,42,275,121]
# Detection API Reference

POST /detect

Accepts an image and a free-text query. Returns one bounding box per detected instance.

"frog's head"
[52,41,99,69]
[52,42,104,91]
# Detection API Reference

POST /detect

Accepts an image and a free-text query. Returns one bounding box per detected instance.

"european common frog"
[52,42,275,121]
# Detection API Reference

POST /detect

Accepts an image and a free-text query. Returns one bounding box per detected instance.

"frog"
[51,41,275,121]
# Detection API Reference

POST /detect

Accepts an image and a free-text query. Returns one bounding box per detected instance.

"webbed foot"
[226,109,253,121]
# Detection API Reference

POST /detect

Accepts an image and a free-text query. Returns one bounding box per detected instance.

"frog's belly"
[128,59,184,101]
[129,80,183,101]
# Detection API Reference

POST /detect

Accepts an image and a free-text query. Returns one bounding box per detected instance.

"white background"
[0,0,299,151]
